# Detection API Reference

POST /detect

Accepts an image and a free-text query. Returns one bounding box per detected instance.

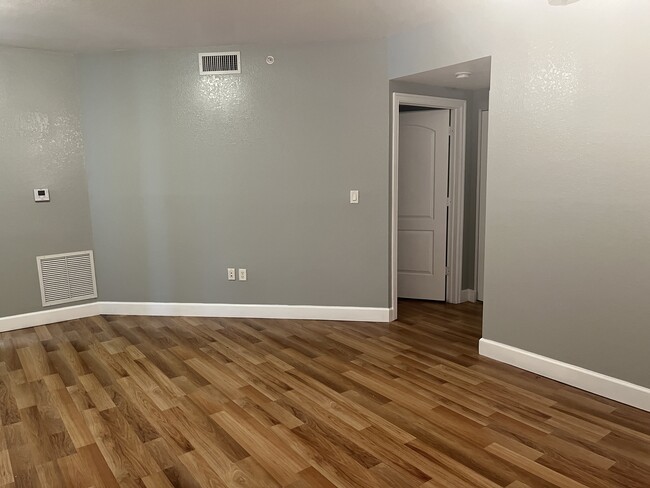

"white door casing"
[390,93,466,320]
[476,110,489,301]
[398,109,450,300]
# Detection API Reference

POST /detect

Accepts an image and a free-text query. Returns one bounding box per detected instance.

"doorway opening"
[391,94,466,320]
[389,56,491,322]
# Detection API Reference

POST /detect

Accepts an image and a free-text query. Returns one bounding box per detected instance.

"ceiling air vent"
[199,52,241,75]
[37,250,97,307]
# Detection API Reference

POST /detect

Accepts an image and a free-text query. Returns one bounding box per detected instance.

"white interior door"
[398,109,450,301]
[477,110,489,301]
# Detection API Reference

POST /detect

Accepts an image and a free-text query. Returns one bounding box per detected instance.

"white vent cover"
[37,251,97,307]
[199,52,241,75]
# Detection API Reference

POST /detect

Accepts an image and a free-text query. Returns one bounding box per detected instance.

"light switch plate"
[350,190,359,204]
[34,189,50,202]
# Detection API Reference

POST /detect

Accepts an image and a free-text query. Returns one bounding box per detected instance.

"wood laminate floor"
[0,300,649,487]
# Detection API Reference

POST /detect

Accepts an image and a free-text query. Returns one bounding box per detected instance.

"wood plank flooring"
[0,299,649,487]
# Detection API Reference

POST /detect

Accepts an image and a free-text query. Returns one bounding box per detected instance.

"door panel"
[398,109,450,301]
[399,126,435,218]
[398,230,434,274]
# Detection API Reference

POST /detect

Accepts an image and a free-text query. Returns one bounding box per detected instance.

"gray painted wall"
[390,80,489,290]
[79,40,390,308]
[0,47,94,318]
[389,1,650,387]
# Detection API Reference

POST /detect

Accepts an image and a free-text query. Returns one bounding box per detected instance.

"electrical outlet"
[238,268,247,281]
[227,268,236,281]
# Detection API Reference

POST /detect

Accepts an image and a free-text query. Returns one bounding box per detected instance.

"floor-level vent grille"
[37,251,97,307]
[199,52,241,75]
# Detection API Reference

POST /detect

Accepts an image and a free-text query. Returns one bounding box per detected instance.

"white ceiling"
[395,57,492,91]
[0,0,442,52]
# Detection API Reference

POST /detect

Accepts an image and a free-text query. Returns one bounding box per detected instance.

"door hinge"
[445,266,450,276]
[446,197,451,207]
[449,126,455,136]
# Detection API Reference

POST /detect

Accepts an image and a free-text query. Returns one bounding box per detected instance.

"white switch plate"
[350,190,359,204]
[238,268,247,281]
[227,268,236,281]
[34,189,50,202]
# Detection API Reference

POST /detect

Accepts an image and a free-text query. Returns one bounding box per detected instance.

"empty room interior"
[2,0,650,486]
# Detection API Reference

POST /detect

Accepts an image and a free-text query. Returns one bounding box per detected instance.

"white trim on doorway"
[391,93,467,320]
[475,109,489,301]
[460,289,477,303]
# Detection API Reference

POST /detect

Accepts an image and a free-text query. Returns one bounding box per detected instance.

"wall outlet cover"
[238,268,247,281]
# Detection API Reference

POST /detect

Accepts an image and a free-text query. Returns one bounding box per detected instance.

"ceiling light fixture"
[455,72,472,79]
[548,0,580,5]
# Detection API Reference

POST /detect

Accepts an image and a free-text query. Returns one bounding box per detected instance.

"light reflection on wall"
[15,111,83,169]
[16,112,48,154]
[526,47,580,111]
[196,74,244,112]
[51,115,85,167]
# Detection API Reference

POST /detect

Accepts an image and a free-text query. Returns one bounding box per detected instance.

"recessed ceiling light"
[455,72,472,79]
[548,0,580,5]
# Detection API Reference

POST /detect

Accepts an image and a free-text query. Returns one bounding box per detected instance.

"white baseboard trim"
[0,303,101,333]
[460,289,477,303]
[479,338,650,412]
[388,308,397,322]
[0,301,392,333]
[99,302,391,322]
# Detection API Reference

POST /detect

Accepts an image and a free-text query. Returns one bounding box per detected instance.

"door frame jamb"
[474,109,489,300]
[390,93,467,321]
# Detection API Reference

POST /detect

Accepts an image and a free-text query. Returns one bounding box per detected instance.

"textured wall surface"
[0,47,95,317]
[389,0,650,387]
[79,41,390,307]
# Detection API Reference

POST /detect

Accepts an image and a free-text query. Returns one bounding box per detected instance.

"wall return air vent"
[37,250,98,307]
[199,52,241,75]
